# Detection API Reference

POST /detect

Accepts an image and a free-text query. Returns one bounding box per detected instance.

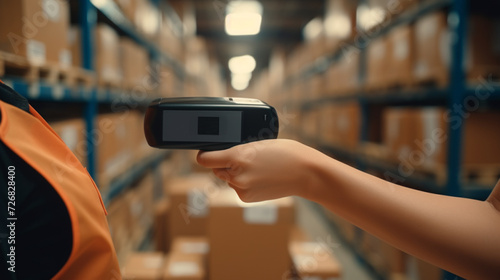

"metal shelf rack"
[290,0,485,279]
[1,0,184,205]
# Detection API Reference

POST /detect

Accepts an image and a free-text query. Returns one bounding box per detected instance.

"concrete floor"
[295,197,378,280]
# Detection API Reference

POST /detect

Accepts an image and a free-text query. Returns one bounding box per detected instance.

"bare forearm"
[305,155,500,279]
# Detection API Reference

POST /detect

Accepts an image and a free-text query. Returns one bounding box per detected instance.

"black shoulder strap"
[0,83,30,113]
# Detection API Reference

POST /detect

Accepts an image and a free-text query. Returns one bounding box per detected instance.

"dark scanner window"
[198,116,220,135]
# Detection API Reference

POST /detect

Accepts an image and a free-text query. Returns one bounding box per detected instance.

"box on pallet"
[0,0,71,67]
[95,24,121,87]
[119,37,150,90]
[163,253,205,280]
[288,241,342,280]
[208,189,294,280]
[167,174,215,240]
[153,198,171,253]
[49,118,87,167]
[387,24,414,87]
[122,252,165,280]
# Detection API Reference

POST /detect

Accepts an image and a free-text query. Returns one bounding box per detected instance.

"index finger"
[196,148,236,168]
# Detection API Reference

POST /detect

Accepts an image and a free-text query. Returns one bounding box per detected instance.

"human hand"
[196,139,326,202]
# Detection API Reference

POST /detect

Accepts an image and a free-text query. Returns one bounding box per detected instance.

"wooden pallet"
[0,51,95,87]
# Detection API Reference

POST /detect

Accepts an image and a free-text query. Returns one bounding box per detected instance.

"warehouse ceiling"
[170,0,326,82]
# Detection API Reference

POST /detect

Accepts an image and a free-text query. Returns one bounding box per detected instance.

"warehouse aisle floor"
[296,198,377,280]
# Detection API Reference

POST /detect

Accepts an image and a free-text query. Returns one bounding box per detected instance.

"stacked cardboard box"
[163,253,205,280]
[326,48,360,95]
[414,12,500,86]
[107,193,132,264]
[95,24,121,87]
[49,118,87,167]
[119,37,150,90]
[289,241,342,279]
[153,198,171,253]
[127,173,155,248]
[383,107,500,170]
[320,102,361,150]
[208,189,294,280]
[387,24,414,87]
[167,174,215,240]
[0,0,71,68]
[96,111,143,190]
[366,36,390,90]
[122,252,165,280]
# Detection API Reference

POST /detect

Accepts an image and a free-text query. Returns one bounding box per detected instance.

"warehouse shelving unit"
[284,0,495,279]
[1,0,185,209]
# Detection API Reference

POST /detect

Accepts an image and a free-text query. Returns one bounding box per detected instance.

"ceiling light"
[357,5,386,31]
[225,1,263,36]
[324,14,351,39]
[231,73,252,91]
[228,55,256,74]
[303,17,323,41]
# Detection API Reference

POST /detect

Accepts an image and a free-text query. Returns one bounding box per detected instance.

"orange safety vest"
[0,101,121,279]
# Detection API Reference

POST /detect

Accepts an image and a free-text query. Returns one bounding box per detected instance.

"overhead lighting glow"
[225,1,263,36]
[228,55,256,74]
[303,17,323,41]
[324,14,351,39]
[231,73,252,91]
[357,5,386,31]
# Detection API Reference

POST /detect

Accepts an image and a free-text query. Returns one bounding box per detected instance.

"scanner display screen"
[163,110,242,143]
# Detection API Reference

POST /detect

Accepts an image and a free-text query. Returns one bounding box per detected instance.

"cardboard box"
[0,0,70,67]
[163,253,205,280]
[113,0,137,22]
[128,173,155,247]
[107,194,132,264]
[384,108,500,168]
[366,36,389,90]
[327,48,360,95]
[68,26,81,68]
[49,118,87,167]
[208,189,294,280]
[153,199,171,253]
[122,252,165,280]
[387,24,414,87]
[95,24,121,85]
[119,37,150,89]
[171,236,209,258]
[413,11,449,86]
[96,111,140,189]
[289,241,342,279]
[167,174,215,240]
[321,103,360,150]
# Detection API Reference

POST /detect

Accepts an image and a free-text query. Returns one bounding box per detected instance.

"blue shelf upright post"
[446,0,468,198]
[80,0,98,179]
[444,0,468,279]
